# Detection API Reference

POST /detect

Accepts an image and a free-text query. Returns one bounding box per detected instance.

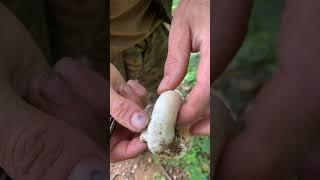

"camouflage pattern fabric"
[152,0,172,23]
[110,0,172,96]
[0,0,106,77]
[211,89,237,178]
[111,24,169,97]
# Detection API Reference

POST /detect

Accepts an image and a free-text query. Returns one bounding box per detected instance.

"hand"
[0,5,108,179]
[158,0,210,135]
[110,63,149,132]
[0,60,108,180]
[110,63,149,162]
[110,79,149,162]
[214,0,320,179]
[47,61,146,163]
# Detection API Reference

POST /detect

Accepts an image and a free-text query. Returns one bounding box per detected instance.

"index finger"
[54,58,107,114]
[177,82,210,127]
[157,6,191,93]
[110,126,147,162]
[177,47,210,127]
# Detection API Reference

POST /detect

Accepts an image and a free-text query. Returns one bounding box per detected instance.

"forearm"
[212,0,253,81]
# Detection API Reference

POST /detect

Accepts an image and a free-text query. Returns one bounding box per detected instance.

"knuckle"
[111,100,129,120]
[128,81,147,97]
[139,89,148,99]
[165,56,181,69]
[7,125,64,179]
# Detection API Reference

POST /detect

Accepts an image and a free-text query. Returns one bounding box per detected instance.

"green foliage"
[153,172,166,180]
[153,137,210,179]
[216,0,283,115]
[183,53,200,86]
[172,0,180,12]
[183,137,210,179]
[232,0,283,75]
[161,0,283,179]
[153,1,210,179]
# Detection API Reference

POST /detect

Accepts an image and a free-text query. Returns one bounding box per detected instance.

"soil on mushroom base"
[157,129,183,157]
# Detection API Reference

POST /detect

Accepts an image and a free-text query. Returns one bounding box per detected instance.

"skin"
[0,3,108,179]
[109,0,211,162]
[109,65,149,162]
[214,0,320,179]
[110,62,207,161]
[0,2,146,169]
[158,0,210,136]
[110,63,149,133]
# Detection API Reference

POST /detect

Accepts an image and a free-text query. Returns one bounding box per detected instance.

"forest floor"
[110,152,188,180]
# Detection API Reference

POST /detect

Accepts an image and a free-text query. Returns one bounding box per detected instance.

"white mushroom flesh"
[140,90,192,159]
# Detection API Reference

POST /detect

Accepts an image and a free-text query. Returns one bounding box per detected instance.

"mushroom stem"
[140,90,192,159]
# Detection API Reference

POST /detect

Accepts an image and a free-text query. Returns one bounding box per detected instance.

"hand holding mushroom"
[140,0,211,159]
[110,63,150,162]
[157,0,210,135]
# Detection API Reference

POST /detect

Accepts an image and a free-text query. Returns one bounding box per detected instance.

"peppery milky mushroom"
[140,90,192,159]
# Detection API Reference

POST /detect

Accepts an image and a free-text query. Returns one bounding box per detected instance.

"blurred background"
[214,0,283,125]
[111,0,283,179]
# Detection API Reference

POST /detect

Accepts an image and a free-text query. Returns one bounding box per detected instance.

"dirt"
[157,129,183,158]
[110,152,187,180]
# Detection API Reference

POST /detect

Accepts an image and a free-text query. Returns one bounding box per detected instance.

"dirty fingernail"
[131,112,148,131]
[69,158,106,180]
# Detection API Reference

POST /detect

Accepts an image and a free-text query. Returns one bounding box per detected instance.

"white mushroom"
[140,90,192,159]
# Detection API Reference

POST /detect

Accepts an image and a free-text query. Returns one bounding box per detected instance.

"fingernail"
[119,84,133,97]
[128,79,139,84]
[158,76,169,92]
[131,112,149,131]
[69,158,106,180]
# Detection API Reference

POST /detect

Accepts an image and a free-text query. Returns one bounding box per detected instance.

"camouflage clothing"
[0,0,106,76]
[152,0,172,23]
[211,88,237,177]
[110,0,172,96]
[111,24,169,96]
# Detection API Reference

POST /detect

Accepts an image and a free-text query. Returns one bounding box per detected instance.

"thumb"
[0,86,106,180]
[110,87,149,132]
[157,15,191,93]
[110,63,149,132]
